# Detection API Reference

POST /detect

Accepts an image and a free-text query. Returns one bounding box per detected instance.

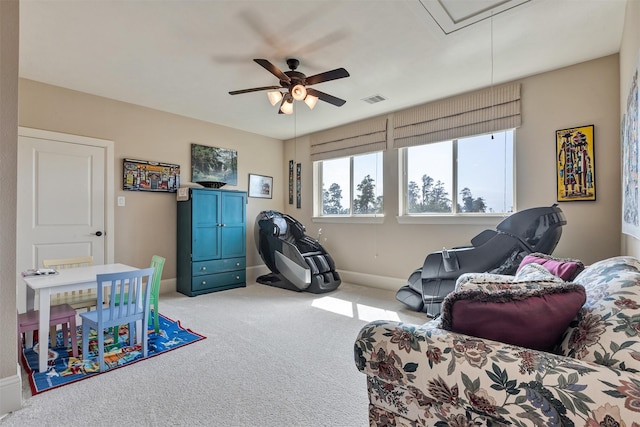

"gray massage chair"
[396,204,567,317]
[255,210,341,293]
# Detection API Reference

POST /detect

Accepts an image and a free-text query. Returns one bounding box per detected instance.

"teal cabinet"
[177,188,246,296]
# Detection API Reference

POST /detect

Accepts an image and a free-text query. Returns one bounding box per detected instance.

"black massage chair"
[396,204,567,316]
[255,210,341,293]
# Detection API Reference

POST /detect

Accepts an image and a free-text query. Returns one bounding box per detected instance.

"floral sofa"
[354,256,640,426]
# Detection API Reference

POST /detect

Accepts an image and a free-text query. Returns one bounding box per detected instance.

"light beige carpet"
[2,281,427,427]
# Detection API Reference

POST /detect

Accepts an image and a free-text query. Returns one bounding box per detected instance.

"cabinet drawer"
[191,270,246,292]
[192,257,245,276]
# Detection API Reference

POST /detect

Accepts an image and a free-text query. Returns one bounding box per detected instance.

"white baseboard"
[247,265,270,283]
[158,267,404,294]
[246,265,405,291]
[158,266,271,295]
[337,270,405,291]
[0,364,22,418]
[159,278,176,295]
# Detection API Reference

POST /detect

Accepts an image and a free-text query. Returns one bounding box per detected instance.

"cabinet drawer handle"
[235,276,240,280]
[236,262,240,266]
[201,266,207,271]
[201,281,207,285]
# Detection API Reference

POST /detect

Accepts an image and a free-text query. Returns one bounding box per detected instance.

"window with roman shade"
[393,82,521,149]
[310,116,387,161]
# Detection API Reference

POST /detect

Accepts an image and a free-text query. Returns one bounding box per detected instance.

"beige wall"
[0,0,21,417]
[18,79,285,280]
[284,54,621,284]
[621,0,640,257]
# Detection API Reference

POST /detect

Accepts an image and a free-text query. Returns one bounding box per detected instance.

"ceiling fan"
[228,58,350,114]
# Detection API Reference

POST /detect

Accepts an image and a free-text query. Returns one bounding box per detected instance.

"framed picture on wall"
[248,173,273,199]
[123,158,180,192]
[289,160,294,204]
[191,143,238,186]
[296,163,301,208]
[622,53,640,238]
[556,124,596,202]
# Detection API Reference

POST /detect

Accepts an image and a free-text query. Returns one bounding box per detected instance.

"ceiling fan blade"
[229,86,281,95]
[254,59,291,84]
[305,68,350,86]
[306,88,346,107]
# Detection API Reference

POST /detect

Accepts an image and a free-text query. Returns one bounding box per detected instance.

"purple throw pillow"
[439,284,586,351]
[518,253,584,281]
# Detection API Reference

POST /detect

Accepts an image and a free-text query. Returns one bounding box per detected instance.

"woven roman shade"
[310,116,387,161]
[393,83,521,148]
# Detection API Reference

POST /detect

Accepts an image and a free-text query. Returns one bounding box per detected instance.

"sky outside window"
[406,130,514,213]
[457,131,514,212]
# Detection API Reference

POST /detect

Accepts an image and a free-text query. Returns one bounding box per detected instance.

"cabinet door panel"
[221,192,246,226]
[193,190,219,224]
[192,190,221,261]
[193,226,219,261]
[221,227,245,258]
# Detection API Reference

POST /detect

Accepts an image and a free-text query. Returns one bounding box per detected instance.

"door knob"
[93,231,103,236]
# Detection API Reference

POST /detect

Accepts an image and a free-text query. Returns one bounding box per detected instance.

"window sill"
[312,215,385,224]
[311,214,509,226]
[396,214,508,226]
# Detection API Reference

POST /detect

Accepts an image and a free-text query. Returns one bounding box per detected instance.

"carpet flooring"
[2,281,427,426]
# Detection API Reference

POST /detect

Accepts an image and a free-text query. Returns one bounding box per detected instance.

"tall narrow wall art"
[556,124,596,202]
[289,160,294,204]
[296,163,301,209]
[622,51,640,238]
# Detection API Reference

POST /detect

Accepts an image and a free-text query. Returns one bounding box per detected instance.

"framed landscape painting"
[556,124,596,202]
[191,143,238,186]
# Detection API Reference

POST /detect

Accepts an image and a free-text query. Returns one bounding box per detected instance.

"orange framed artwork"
[556,124,596,202]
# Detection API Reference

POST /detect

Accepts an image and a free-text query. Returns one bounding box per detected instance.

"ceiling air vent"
[362,95,386,104]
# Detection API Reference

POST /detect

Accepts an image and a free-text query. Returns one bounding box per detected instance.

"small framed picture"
[248,174,273,199]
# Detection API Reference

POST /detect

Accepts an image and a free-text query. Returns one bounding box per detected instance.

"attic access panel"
[418,0,532,34]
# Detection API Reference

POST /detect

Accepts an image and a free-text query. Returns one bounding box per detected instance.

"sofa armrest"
[354,320,640,426]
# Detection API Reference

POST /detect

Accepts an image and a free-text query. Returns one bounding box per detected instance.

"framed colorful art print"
[123,158,180,192]
[556,124,596,202]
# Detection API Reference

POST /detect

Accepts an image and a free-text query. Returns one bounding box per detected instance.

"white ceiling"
[19,0,627,141]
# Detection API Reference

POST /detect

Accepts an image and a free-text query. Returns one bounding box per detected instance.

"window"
[402,130,514,215]
[316,152,383,216]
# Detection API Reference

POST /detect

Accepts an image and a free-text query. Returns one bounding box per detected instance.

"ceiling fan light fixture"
[280,95,294,115]
[267,91,283,106]
[291,84,307,101]
[304,94,319,110]
[229,59,349,112]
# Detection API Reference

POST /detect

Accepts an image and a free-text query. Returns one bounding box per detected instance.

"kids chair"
[112,255,165,344]
[43,256,96,310]
[80,267,155,372]
[43,256,96,344]
[148,255,165,334]
[18,303,79,359]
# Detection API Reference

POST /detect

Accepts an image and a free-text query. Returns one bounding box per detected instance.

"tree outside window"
[319,152,383,216]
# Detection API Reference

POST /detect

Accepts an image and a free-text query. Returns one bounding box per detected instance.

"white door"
[16,128,114,312]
